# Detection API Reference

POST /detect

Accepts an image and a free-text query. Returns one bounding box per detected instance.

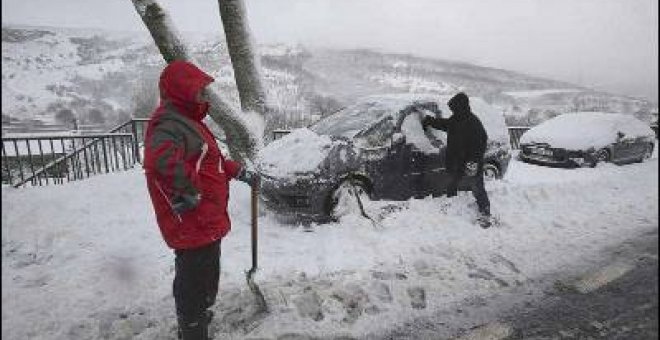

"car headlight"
[569,156,585,165]
[567,151,586,165]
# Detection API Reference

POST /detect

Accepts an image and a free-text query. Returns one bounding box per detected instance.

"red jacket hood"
[157,61,214,121]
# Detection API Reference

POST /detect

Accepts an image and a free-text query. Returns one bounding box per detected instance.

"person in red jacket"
[143,60,256,340]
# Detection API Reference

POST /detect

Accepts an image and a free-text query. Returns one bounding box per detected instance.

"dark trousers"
[446,164,490,216]
[173,240,220,328]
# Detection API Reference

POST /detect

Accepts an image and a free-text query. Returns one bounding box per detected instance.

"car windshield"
[310,101,397,138]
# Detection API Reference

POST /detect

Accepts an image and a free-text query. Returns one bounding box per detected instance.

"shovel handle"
[250,177,259,270]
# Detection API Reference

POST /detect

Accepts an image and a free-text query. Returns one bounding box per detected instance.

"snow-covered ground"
[2,151,658,339]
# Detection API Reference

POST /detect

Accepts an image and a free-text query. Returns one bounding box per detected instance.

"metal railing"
[2,133,138,188]
[2,118,150,188]
[507,126,531,149]
[108,118,150,163]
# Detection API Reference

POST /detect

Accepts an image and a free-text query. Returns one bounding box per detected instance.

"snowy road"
[502,231,658,340]
[2,154,658,339]
[374,227,658,340]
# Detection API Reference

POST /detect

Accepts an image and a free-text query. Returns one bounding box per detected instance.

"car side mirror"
[391,132,405,146]
[616,131,625,140]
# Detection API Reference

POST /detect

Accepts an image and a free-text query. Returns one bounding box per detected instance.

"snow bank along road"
[2,155,658,339]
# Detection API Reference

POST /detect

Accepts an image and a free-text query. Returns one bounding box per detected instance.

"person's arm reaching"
[422,116,450,131]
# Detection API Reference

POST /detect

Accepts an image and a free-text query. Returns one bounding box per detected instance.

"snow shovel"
[246,177,268,314]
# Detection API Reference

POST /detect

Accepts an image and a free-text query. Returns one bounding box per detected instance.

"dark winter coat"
[422,93,488,175]
[143,61,241,250]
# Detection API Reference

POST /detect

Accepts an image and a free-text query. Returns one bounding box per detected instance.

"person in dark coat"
[143,61,257,339]
[422,92,492,228]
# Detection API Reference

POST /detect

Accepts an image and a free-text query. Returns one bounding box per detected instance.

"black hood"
[447,92,471,117]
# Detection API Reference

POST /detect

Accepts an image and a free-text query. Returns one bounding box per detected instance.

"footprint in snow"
[293,287,324,321]
[407,286,427,310]
[468,268,509,287]
[331,284,378,324]
[490,254,521,274]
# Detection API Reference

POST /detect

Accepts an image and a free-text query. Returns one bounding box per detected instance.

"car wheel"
[642,144,654,161]
[483,163,500,181]
[591,149,610,166]
[329,178,371,220]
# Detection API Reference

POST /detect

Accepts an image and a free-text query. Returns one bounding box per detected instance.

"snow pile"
[400,112,438,153]
[520,112,655,149]
[2,153,657,339]
[256,128,341,177]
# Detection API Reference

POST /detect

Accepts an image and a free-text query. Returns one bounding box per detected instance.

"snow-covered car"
[256,94,512,222]
[519,112,655,168]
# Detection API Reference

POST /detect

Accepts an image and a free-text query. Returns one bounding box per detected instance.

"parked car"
[256,94,511,223]
[519,112,655,168]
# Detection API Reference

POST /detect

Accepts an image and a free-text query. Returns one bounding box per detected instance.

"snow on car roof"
[310,94,436,138]
[519,112,655,150]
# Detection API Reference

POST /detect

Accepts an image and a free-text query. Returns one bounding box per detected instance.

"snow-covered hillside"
[2,152,657,339]
[2,25,657,135]
[2,25,162,132]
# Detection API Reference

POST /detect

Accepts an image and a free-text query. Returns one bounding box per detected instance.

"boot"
[203,310,214,325]
[477,214,492,229]
[177,317,209,340]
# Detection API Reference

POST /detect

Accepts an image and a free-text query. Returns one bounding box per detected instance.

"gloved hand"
[237,167,259,186]
[464,161,478,177]
[171,193,201,215]
[421,116,434,129]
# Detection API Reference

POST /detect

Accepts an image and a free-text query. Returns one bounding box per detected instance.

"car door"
[356,116,413,200]
[371,134,417,200]
[397,107,449,198]
[629,136,649,160]
[611,131,638,163]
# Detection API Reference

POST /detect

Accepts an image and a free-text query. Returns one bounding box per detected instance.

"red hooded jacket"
[143,61,241,250]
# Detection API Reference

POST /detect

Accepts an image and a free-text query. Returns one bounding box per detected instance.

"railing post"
[61,138,70,183]
[94,141,102,174]
[102,137,109,173]
[2,142,13,186]
[13,140,25,184]
[81,137,90,178]
[71,138,80,180]
[37,139,48,185]
[112,136,120,171]
[25,140,41,186]
[48,139,58,184]
[119,136,128,170]
[131,120,141,164]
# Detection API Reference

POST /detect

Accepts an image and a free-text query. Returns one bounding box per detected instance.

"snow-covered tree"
[130,0,259,163]
[217,0,267,116]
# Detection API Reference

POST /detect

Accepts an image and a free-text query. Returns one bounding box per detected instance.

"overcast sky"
[2,0,658,103]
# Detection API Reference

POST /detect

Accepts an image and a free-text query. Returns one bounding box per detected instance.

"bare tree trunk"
[130,0,257,162]
[217,0,267,115]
